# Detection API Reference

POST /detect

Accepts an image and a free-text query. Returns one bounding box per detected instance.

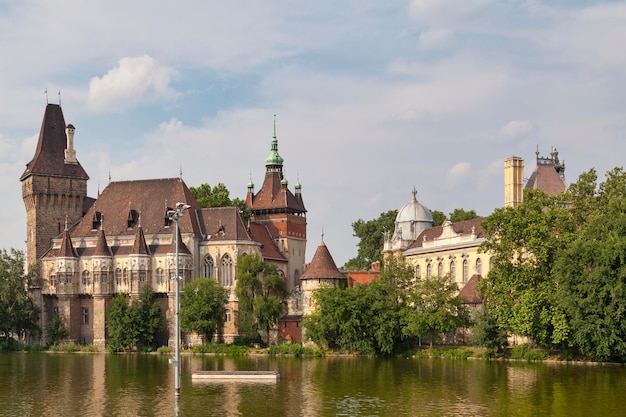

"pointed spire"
[301,236,345,281]
[93,227,112,257]
[265,114,284,167]
[59,227,77,258]
[412,186,417,202]
[131,224,151,255]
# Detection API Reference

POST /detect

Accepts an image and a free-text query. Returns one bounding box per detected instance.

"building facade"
[22,104,306,348]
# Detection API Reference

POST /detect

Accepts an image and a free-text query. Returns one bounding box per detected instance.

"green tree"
[343,210,397,270]
[479,189,572,347]
[554,168,626,361]
[0,249,40,346]
[235,254,288,344]
[304,280,402,355]
[45,309,68,346]
[181,277,228,343]
[190,183,251,221]
[401,275,470,348]
[431,210,446,226]
[448,208,480,223]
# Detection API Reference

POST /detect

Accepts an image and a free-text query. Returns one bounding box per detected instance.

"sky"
[2,0,626,267]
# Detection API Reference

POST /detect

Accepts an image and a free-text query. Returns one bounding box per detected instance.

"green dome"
[265,136,284,166]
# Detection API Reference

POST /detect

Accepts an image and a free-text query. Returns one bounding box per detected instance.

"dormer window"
[127,209,139,228]
[92,211,102,230]
[164,207,173,227]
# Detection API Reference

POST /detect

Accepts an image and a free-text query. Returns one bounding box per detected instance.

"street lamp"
[168,202,190,397]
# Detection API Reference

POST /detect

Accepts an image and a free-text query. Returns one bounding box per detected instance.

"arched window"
[156,268,165,284]
[415,265,421,280]
[122,268,128,284]
[476,258,482,276]
[426,263,432,279]
[450,261,456,281]
[115,268,122,285]
[438,262,444,278]
[202,255,215,279]
[220,254,234,287]
[463,259,469,282]
[100,267,108,283]
[82,270,90,286]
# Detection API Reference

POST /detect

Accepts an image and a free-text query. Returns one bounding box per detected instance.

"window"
[131,271,138,282]
[93,271,100,284]
[463,259,469,282]
[202,255,215,279]
[123,268,128,284]
[50,274,56,287]
[220,254,233,287]
[426,263,432,279]
[101,268,108,283]
[438,262,444,278]
[476,258,482,276]
[450,261,456,281]
[156,268,165,284]
[225,310,231,323]
[139,271,147,282]
[415,265,421,280]
[82,271,90,286]
[115,268,122,285]
[82,308,89,325]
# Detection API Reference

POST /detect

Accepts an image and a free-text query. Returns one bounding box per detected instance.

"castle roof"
[301,239,345,280]
[248,223,287,262]
[20,104,89,181]
[525,147,567,196]
[407,217,486,251]
[458,274,483,304]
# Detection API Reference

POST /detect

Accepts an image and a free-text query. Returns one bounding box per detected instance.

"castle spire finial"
[64,215,68,231]
[412,186,417,201]
[58,90,61,106]
[273,114,277,139]
[44,89,48,104]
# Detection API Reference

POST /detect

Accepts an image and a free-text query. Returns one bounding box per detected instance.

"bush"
[157,346,172,355]
[509,344,548,361]
[0,337,19,352]
[190,343,249,356]
[267,343,314,357]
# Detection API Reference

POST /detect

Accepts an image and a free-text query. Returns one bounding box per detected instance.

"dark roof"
[20,104,89,181]
[458,274,483,304]
[250,171,306,214]
[301,241,345,280]
[197,207,254,243]
[248,223,287,262]
[131,226,151,255]
[70,177,201,238]
[93,228,112,257]
[57,229,77,258]
[408,217,486,250]
[525,164,567,196]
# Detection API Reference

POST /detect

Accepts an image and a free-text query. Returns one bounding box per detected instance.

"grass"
[48,343,98,353]
[190,343,249,356]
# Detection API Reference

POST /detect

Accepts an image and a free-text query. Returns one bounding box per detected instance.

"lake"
[1,353,624,416]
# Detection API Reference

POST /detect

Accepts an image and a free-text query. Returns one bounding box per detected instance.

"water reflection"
[0,353,625,416]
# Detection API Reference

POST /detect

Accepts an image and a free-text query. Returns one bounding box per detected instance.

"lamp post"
[168,202,190,397]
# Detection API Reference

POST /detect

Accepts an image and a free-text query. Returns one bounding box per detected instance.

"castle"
[21,104,310,348]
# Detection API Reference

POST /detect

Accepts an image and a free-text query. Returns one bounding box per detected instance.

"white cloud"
[418,28,453,50]
[86,55,178,112]
[500,120,537,139]
[409,0,494,24]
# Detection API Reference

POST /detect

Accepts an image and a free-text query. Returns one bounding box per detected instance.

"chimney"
[64,124,77,164]
[504,156,524,208]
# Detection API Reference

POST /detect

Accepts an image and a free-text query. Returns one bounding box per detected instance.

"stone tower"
[246,119,307,292]
[504,156,524,208]
[20,104,89,272]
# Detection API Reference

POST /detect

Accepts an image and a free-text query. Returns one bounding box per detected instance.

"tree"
[554,168,626,361]
[431,210,446,227]
[343,210,397,270]
[45,309,68,346]
[190,183,251,221]
[448,208,480,223]
[180,277,228,342]
[401,275,470,348]
[479,189,571,347]
[106,287,164,352]
[235,254,288,344]
[0,249,39,346]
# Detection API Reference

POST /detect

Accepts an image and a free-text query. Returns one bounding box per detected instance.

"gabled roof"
[407,217,486,250]
[458,274,483,304]
[248,223,287,262]
[301,240,345,280]
[197,207,254,243]
[20,104,89,181]
[70,177,201,238]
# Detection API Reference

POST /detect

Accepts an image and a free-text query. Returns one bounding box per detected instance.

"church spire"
[265,114,284,168]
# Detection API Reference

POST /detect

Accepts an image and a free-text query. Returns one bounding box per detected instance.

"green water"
[0,353,624,416]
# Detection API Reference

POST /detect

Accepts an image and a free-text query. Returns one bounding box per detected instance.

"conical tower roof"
[131,225,151,255]
[93,227,112,257]
[301,237,344,280]
[58,228,77,258]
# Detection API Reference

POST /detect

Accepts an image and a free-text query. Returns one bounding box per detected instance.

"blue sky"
[2,0,626,266]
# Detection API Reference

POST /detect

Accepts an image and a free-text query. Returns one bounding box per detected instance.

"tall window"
[426,263,432,279]
[101,268,108,283]
[220,254,233,287]
[438,262,444,278]
[122,268,128,284]
[202,255,215,279]
[115,268,122,285]
[476,258,482,276]
[156,268,165,284]
[82,271,91,286]
[82,308,89,325]
[415,265,421,280]
[450,261,456,281]
[463,259,469,282]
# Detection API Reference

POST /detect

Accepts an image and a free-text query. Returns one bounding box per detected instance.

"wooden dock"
[192,371,280,382]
